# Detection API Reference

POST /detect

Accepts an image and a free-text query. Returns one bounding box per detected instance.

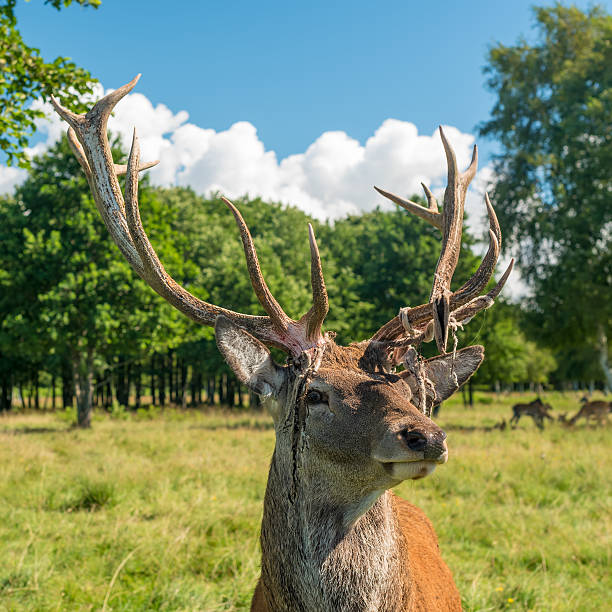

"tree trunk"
[34,369,40,411]
[134,362,142,410]
[115,360,123,406]
[116,359,130,407]
[597,326,612,392]
[150,354,156,406]
[73,352,94,428]
[207,377,215,405]
[18,383,25,409]
[226,375,235,408]
[106,371,114,410]
[218,374,225,405]
[0,370,11,412]
[461,384,468,408]
[159,357,166,407]
[190,368,197,407]
[168,350,174,404]
[179,360,187,408]
[468,378,474,407]
[98,377,103,407]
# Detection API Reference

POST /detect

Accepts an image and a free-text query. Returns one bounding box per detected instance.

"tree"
[480,4,612,389]
[468,301,556,390]
[0,135,183,426]
[0,0,100,166]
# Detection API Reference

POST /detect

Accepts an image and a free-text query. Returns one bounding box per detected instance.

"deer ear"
[215,316,286,398]
[424,345,484,405]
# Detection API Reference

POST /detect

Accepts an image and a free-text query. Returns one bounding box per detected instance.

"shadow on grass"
[444,423,508,434]
[189,420,274,432]
[0,426,71,436]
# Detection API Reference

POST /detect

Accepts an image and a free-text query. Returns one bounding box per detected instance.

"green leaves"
[480,4,612,380]
[0,0,100,166]
[0,135,181,375]
[0,130,539,391]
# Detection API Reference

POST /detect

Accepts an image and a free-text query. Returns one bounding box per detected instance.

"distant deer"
[52,76,512,612]
[509,398,554,429]
[568,397,611,426]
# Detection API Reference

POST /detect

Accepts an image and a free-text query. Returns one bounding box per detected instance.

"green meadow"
[1,393,610,611]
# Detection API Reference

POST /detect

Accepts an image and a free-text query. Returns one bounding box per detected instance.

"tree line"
[0,136,563,426]
[1,3,609,426]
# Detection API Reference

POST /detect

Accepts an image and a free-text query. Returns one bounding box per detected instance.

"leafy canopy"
[0,0,100,167]
[479,4,612,370]
[0,135,185,376]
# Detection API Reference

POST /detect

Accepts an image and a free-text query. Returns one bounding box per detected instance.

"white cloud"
[0,165,27,196]
[1,82,525,295]
[8,83,490,221]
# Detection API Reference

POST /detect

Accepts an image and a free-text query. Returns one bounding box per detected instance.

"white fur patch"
[387,461,439,480]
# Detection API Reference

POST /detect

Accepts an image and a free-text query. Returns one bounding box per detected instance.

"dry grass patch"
[0,393,610,611]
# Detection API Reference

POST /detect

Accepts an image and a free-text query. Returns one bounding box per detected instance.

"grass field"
[0,392,610,611]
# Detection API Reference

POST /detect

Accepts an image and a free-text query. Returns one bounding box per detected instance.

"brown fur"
[569,399,611,426]
[251,492,461,612]
[509,398,554,429]
[240,342,466,612]
[395,496,462,611]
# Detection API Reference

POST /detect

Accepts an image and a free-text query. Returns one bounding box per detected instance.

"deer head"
[51,73,511,520]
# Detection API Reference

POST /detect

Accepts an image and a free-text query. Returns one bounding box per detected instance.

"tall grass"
[0,392,610,611]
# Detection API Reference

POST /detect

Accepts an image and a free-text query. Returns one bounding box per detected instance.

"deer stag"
[52,75,512,612]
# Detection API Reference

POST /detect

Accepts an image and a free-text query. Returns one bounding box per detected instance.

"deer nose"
[401,430,427,451]
[400,429,447,460]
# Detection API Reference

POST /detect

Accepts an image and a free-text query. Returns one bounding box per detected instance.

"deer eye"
[306,389,327,405]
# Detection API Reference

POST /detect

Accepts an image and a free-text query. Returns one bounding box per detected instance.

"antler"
[373,127,513,353]
[50,75,328,357]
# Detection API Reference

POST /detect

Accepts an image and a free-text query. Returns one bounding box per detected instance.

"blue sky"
[15,0,610,161]
[2,0,609,249]
[3,0,608,299]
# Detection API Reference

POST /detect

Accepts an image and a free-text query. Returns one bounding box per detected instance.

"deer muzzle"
[372,425,448,481]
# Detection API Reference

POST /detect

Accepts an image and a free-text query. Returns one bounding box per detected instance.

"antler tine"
[300,223,329,341]
[67,127,159,179]
[88,74,143,123]
[450,259,514,325]
[374,186,443,230]
[51,74,141,135]
[370,130,510,351]
[124,128,170,283]
[421,182,439,213]
[451,192,501,304]
[221,196,292,332]
[429,127,477,353]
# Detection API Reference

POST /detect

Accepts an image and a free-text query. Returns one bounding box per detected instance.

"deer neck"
[258,448,411,612]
